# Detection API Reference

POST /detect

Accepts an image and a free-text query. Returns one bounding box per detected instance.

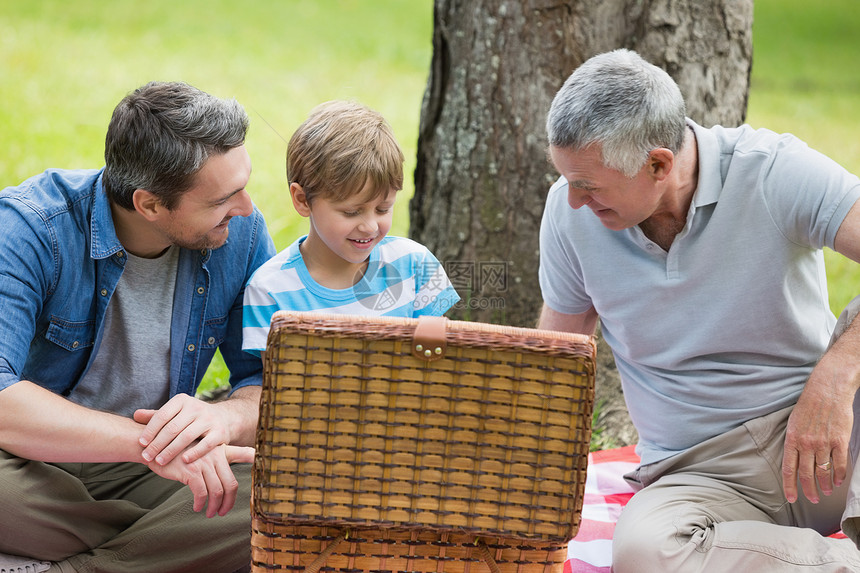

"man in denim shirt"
[0,82,275,572]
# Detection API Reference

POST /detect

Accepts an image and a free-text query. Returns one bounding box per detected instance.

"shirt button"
[207,337,216,345]
[72,341,79,349]
[100,288,108,296]
[115,251,124,259]
[187,344,195,352]
[200,249,208,256]
[197,287,205,295]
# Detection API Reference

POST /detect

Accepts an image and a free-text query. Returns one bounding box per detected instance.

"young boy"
[242,100,459,356]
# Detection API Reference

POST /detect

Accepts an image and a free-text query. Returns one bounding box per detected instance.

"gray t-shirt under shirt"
[69,246,178,416]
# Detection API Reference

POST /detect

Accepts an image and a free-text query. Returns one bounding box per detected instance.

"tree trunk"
[411,1,579,326]
[412,0,752,326]
[411,0,753,446]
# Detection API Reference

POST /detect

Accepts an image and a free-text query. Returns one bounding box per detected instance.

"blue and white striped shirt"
[242,235,459,355]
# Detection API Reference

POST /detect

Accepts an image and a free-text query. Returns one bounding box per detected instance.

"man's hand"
[134,387,261,466]
[146,442,254,517]
[782,356,855,504]
[134,394,235,466]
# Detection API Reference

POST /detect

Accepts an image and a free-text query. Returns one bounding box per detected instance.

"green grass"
[0,1,433,393]
[2,1,859,393]
[0,0,431,248]
[589,400,620,452]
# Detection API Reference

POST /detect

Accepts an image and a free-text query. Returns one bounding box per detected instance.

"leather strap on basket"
[303,531,349,573]
[411,316,447,361]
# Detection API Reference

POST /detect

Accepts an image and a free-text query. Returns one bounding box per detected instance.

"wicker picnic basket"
[252,311,596,573]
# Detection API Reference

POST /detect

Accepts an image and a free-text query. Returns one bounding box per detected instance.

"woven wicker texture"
[253,312,596,572]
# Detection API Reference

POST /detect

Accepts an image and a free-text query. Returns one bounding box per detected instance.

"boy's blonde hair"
[287,100,404,204]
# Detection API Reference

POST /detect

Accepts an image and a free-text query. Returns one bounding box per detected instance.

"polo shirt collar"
[687,118,722,209]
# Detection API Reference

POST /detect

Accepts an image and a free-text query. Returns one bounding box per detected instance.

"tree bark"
[412,1,580,327]
[411,0,753,445]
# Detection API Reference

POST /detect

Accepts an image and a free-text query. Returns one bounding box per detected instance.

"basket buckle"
[411,316,448,361]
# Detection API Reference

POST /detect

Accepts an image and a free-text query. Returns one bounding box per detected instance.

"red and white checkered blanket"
[564,446,638,573]
[563,445,849,572]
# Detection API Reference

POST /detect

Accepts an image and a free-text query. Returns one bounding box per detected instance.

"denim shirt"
[0,168,276,399]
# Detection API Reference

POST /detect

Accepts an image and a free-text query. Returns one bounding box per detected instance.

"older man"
[539,49,860,571]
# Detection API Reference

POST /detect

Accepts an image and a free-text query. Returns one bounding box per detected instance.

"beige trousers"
[612,297,860,573]
[0,454,251,572]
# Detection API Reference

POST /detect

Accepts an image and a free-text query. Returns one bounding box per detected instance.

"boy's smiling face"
[292,181,397,285]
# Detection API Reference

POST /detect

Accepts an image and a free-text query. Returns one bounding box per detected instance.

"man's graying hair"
[103,81,249,210]
[546,49,687,177]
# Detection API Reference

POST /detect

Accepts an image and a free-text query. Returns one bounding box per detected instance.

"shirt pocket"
[46,316,96,352]
[201,315,228,349]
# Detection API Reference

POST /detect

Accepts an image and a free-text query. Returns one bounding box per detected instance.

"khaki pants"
[0,454,251,572]
[612,297,860,573]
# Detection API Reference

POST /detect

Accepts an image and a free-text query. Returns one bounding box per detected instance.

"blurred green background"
[2,0,858,392]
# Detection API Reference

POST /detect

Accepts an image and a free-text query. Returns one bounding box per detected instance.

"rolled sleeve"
[0,201,56,393]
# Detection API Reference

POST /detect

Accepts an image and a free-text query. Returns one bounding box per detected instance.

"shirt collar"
[687,118,722,209]
[89,170,126,260]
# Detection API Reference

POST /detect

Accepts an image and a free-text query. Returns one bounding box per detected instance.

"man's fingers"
[225,445,255,465]
[213,456,240,517]
[186,472,209,514]
[142,416,196,464]
[181,434,223,464]
[133,408,156,424]
[781,447,799,503]
[137,399,184,447]
[813,449,834,496]
[795,451,821,504]
[199,462,226,518]
[197,448,240,518]
[833,447,849,488]
[783,446,846,505]
[137,396,231,466]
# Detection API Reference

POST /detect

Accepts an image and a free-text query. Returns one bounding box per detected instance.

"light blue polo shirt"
[539,120,860,466]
